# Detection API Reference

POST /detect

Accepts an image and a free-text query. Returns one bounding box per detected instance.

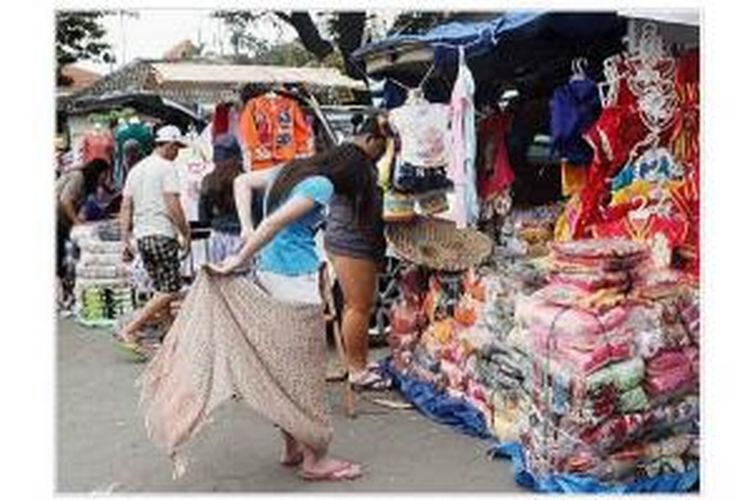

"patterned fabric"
[561,161,588,197]
[207,230,243,264]
[137,270,332,477]
[389,100,451,168]
[239,95,314,171]
[137,236,181,293]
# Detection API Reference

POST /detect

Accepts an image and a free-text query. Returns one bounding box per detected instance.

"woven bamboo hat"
[385,217,493,271]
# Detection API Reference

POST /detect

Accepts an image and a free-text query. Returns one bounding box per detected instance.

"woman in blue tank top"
[208,116,388,481]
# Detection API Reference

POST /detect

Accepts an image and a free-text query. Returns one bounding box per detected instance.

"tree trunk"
[276,12,334,61]
[334,12,367,80]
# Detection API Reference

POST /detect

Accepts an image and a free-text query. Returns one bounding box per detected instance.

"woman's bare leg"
[329,254,378,375]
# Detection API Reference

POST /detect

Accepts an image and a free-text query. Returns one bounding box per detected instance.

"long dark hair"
[266,115,387,225]
[202,158,243,215]
[266,143,377,226]
[81,158,111,196]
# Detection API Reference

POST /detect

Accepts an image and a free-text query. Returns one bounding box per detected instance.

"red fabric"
[82,129,115,166]
[591,211,690,251]
[212,103,231,139]
[477,111,515,199]
[668,178,700,278]
[574,100,648,238]
[645,347,698,398]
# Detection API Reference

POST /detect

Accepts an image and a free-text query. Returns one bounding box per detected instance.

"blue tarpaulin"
[381,358,492,439]
[353,11,624,70]
[489,441,700,493]
[381,357,700,493]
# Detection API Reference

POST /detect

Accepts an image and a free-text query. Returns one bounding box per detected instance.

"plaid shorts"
[137,236,181,293]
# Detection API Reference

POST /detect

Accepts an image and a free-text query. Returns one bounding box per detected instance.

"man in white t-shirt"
[116,125,191,352]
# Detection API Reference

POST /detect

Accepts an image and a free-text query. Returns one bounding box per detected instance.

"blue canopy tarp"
[353,11,625,69]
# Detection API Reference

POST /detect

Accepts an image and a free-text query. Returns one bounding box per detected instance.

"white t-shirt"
[389,102,451,168]
[123,154,181,240]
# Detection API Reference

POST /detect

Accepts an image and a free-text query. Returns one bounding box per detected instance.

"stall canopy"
[354,12,625,76]
[67,92,207,133]
[354,11,627,105]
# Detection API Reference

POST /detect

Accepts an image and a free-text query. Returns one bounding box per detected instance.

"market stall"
[356,11,700,493]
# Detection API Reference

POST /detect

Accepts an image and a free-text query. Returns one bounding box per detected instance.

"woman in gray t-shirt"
[323,116,392,391]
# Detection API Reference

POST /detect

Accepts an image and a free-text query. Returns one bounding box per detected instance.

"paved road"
[56,318,524,493]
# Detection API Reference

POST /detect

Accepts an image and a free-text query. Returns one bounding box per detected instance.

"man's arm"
[162,166,191,247]
[163,192,191,243]
[119,195,135,261]
[60,197,83,226]
[59,174,85,225]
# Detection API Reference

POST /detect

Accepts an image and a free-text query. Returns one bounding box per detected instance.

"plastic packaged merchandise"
[384,237,699,491]
[511,239,699,487]
[69,220,139,327]
[386,262,536,446]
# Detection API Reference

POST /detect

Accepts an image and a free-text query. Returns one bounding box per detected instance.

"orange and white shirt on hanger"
[238,93,315,171]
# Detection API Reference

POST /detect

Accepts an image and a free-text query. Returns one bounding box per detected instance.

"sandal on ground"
[349,368,392,392]
[300,461,363,481]
[112,331,152,362]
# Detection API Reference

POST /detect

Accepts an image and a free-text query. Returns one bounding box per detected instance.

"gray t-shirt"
[123,154,181,240]
[56,170,85,225]
[323,145,386,262]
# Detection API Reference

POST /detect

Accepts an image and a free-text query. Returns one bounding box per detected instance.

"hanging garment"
[561,161,588,197]
[115,121,153,188]
[611,148,684,192]
[138,270,333,477]
[81,128,115,166]
[550,77,602,165]
[478,110,516,201]
[389,99,451,169]
[239,94,314,171]
[668,49,700,180]
[445,48,479,228]
[376,137,396,188]
[573,82,646,238]
[211,102,231,139]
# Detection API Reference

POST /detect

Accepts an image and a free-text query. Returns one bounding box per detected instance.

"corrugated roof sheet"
[150,62,366,90]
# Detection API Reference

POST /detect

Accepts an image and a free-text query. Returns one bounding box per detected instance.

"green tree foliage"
[56,11,114,85]
[388,11,449,35]
[213,10,451,81]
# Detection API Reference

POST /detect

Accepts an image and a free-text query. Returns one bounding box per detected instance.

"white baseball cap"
[154,125,188,147]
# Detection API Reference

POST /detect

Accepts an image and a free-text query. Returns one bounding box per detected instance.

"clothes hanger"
[405,87,426,105]
[265,84,282,99]
[570,58,587,82]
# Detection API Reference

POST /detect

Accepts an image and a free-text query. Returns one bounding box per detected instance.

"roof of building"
[150,61,365,89]
[57,64,103,93]
[65,59,365,107]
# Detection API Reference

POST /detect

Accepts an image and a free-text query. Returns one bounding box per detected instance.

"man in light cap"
[116,124,191,355]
